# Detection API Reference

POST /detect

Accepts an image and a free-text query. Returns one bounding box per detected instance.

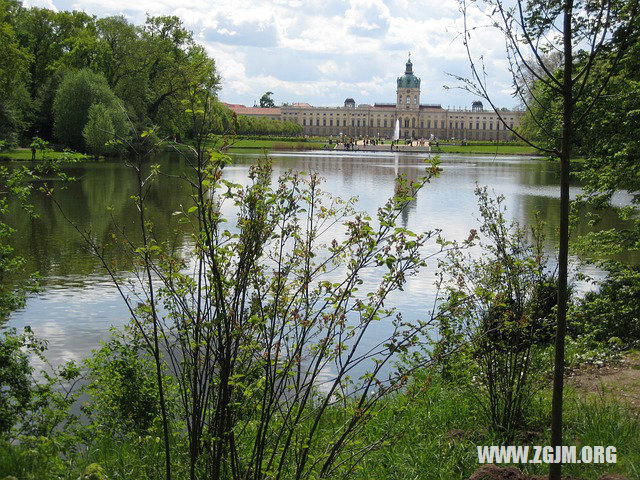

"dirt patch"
[468,465,582,480]
[566,352,640,409]
[468,465,626,480]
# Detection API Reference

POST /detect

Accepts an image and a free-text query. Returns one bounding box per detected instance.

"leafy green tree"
[0,0,31,143]
[259,91,275,108]
[140,16,219,138]
[13,7,95,139]
[458,3,639,476]
[52,68,126,150]
[83,103,115,157]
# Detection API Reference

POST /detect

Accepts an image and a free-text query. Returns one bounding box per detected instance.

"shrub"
[53,68,128,150]
[83,329,162,435]
[435,187,556,439]
[569,265,640,348]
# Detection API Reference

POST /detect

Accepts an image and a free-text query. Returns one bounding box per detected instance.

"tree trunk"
[549,1,573,479]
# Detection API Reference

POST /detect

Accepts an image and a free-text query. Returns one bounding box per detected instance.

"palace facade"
[224,58,523,141]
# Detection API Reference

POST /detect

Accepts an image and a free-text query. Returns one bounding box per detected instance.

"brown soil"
[566,352,640,409]
[467,465,626,480]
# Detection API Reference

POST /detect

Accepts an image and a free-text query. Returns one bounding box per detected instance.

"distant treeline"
[234,116,303,137]
[0,1,299,154]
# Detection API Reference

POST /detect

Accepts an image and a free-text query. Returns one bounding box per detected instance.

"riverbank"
[1,140,539,159]
[0,148,88,161]
[333,142,539,155]
[3,356,638,480]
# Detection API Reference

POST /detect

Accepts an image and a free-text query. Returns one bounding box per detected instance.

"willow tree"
[456,0,638,478]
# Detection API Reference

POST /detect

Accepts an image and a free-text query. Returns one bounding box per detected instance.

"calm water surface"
[5,151,631,369]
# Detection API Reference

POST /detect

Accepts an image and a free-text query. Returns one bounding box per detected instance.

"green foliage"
[53,68,126,150]
[0,4,223,147]
[0,0,31,143]
[80,463,108,480]
[258,91,275,108]
[83,329,162,435]
[570,266,640,349]
[83,103,116,157]
[0,328,36,435]
[435,187,556,438]
[233,113,303,136]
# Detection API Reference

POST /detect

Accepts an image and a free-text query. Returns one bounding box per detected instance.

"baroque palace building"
[224,57,523,141]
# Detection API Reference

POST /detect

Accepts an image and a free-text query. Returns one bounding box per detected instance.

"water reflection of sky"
[5,152,628,371]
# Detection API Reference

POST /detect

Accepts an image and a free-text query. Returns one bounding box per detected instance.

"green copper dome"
[397,58,421,89]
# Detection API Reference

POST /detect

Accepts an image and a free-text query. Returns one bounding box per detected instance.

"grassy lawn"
[0,149,88,161]
[225,139,328,150]
[3,370,636,480]
[351,374,640,480]
[434,144,538,155]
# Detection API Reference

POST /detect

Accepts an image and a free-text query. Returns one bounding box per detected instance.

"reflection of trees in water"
[518,192,638,264]
[282,154,426,228]
[7,157,194,283]
[395,165,421,228]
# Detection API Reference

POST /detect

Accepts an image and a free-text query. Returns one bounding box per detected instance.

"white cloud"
[24,0,58,10]
[47,0,519,108]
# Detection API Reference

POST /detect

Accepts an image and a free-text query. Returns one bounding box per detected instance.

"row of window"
[300,117,515,130]
[303,126,514,140]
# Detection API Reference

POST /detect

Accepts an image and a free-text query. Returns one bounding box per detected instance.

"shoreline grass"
[1,368,637,480]
[0,149,88,161]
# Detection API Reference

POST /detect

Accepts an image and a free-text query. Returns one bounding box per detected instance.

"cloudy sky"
[25,0,519,109]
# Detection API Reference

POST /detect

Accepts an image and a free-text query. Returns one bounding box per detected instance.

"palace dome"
[344,98,356,108]
[397,58,421,89]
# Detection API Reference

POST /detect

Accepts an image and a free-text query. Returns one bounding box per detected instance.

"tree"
[52,68,126,150]
[0,0,30,144]
[259,91,275,108]
[13,6,95,139]
[140,15,220,138]
[457,0,639,477]
[82,103,115,157]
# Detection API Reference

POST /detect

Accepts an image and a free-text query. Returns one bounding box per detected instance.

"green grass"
[2,372,637,479]
[226,139,329,150]
[0,149,88,161]
[434,144,538,155]
[351,376,640,480]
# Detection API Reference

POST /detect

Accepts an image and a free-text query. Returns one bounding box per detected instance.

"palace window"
[357,119,360,127]
[323,119,326,126]
[406,96,410,104]
[469,122,473,129]
[351,119,355,126]
[377,118,380,127]
[303,119,306,126]
[413,95,417,104]
[476,122,480,129]
[383,119,387,127]
[483,122,486,130]
[441,120,445,129]
[412,118,415,127]
[330,119,333,126]
[489,123,493,130]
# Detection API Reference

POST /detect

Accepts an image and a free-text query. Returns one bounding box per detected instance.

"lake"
[5,150,632,370]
